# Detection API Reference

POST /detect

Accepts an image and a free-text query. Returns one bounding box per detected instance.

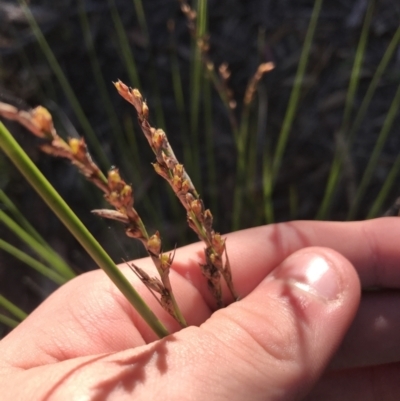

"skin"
[1,217,400,400]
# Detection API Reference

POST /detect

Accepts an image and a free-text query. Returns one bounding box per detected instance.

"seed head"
[181,180,190,194]
[203,209,213,231]
[152,162,169,180]
[173,164,184,178]
[212,234,225,254]
[120,184,133,208]
[172,175,182,192]
[68,137,88,161]
[153,129,166,151]
[108,168,124,191]
[31,106,54,137]
[142,102,149,119]
[159,253,172,271]
[147,232,162,255]
[190,199,203,217]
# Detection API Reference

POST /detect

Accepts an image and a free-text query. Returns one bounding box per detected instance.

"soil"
[0,0,399,332]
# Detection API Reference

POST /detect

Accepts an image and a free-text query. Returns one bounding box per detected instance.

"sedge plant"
[1,0,400,335]
[0,80,239,332]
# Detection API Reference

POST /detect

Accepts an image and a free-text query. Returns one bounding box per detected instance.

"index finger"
[171,217,400,306]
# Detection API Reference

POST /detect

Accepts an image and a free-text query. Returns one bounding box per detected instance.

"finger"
[171,247,360,400]
[0,267,211,369]
[305,362,400,401]
[1,246,360,401]
[330,290,400,370]
[170,217,400,307]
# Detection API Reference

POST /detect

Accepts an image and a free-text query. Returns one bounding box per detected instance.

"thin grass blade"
[272,0,324,179]
[0,121,169,338]
[0,313,20,329]
[0,210,76,280]
[0,238,67,285]
[0,189,52,249]
[347,79,400,219]
[17,0,110,170]
[316,0,375,219]
[0,294,27,321]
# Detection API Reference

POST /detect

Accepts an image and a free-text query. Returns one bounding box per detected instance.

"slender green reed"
[0,314,19,329]
[0,121,169,338]
[0,190,52,249]
[132,0,149,40]
[77,0,128,163]
[272,0,324,179]
[0,210,75,280]
[348,24,400,144]
[203,75,218,221]
[0,239,67,285]
[368,152,400,218]
[17,0,110,170]
[316,0,375,219]
[262,150,274,223]
[109,0,141,89]
[0,294,27,321]
[109,0,166,129]
[232,96,252,230]
[169,23,191,171]
[189,0,208,189]
[347,80,400,219]
[259,0,324,224]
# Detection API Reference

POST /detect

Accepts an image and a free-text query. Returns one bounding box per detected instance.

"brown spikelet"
[115,81,238,307]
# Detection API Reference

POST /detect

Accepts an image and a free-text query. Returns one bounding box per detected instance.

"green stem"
[316,0,375,219]
[0,314,20,329]
[0,239,67,285]
[0,295,27,321]
[18,0,110,170]
[0,189,54,249]
[166,280,187,327]
[0,210,75,280]
[0,121,169,338]
[272,0,324,178]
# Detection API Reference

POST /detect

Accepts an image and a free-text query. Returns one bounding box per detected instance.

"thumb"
[92,246,359,400]
[182,246,361,400]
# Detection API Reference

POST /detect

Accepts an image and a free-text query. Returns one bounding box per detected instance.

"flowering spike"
[31,106,54,137]
[114,80,238,307]
[68,137,88,162]
[181,180,190,195]
[152,129,166,151]
[120,184,133,208]
[159,253,171,271]
[108,168,123,191]
[152,163,169,180]
[147,232,162,256]
[172,175,182,192]
[190,199,203,218]
[173,164,184,178]
[163,154,177,170]
[142,102,149,119]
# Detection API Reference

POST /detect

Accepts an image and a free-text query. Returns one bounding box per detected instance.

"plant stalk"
[0,121,169,338]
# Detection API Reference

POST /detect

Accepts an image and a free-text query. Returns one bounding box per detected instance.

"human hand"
[0,218,399,400]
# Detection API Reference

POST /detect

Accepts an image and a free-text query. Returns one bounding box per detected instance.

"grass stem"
[0,121,169,338]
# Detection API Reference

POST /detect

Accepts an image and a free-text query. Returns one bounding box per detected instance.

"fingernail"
[274,252,342,301]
